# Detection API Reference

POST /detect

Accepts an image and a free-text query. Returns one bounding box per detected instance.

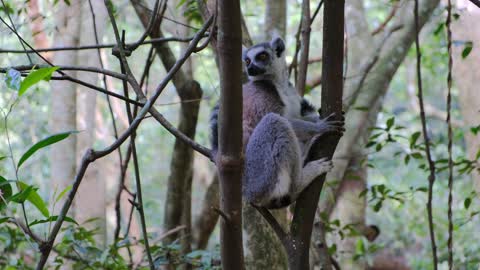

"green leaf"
[56,185,72,203]
[29,215,77,227]
[416,187,428,192]
[10,186,34,203]
[386,117,395,131]
[410,131,421,148]
[411,152,423,159]
[19,182,49,217]
[462,41,473,59]
[373,200,383,212]
[433,22,444,36]
[0,176,12,210]
[18,131,78,169]
[464,197,472,209]
[0,217,9,224]
[354,106,369,112]
[19,66,59,96]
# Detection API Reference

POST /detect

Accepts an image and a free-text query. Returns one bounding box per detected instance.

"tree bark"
[451,1,480,195]
[193,174,219,249]
[50,0,81,216]
[264,0,287,39]
[216,0,245,268]
[289,0,345,269]
[74,0,108,246]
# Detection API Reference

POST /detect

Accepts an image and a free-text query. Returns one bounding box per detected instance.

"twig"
[0,64,127,80]
[296,0,311,96]
[127,0,161,51]
[1,0,33,64]
[446,0,454,268]
[414,0,438,268]
[106,3,155,267]
[0,36,201,54]
[371,1,400,35]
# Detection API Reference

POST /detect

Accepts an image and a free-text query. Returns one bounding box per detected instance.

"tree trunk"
[264,0,286,39]
[50,1,81,215]
[74,0,108,246]
[216,0,245,268]
[193,174,219,249]
[27,0,52,61]
[451,2,480,195]
[289,0,345,269]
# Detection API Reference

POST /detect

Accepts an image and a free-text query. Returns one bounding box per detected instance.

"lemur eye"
[245,58,251,65]
[257,53,268,61]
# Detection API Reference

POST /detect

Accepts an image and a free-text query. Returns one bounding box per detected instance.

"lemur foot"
[306,157,334,175]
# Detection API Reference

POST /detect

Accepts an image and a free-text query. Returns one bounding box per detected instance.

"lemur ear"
[270,37,285,57]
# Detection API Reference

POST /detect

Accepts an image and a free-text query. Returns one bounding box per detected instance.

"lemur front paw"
[318,112,345,135]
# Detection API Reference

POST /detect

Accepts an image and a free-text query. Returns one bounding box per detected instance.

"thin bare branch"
[414,0,438,268]
[446,0,454,268]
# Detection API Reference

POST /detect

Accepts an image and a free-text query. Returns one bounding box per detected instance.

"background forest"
[0,0,479,269]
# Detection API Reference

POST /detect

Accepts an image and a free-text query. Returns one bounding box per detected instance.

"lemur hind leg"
[290,157,333,200]
[244,113,302,207]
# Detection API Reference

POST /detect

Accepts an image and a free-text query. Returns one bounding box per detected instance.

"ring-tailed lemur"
[210,37,344,209]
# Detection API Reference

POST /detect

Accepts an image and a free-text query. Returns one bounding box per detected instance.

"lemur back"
[242,80,284,147]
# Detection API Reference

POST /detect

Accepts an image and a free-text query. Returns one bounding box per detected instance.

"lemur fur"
[210,37,344,209]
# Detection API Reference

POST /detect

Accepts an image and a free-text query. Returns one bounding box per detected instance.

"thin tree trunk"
[75,0,108,246]
[452,3,480,195]
[216,0,245,268]
[27,0,52,61]
[265,0,286,39]
[193,174,219,249]
[50,1,81,215]
[289,0,345,269]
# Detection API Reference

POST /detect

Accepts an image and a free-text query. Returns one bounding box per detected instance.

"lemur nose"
[247,64,266,76]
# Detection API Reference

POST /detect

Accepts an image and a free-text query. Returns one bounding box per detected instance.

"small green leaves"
[462,41,473,59]
[29,215,77,227]
[18,131,78,169]
[19,66,59,96]
[464,197,472,210]
[0,176,12,210]
[18,182,49,218]
[386,117,395,131]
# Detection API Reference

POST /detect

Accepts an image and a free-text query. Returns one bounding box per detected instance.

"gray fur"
[210,37,344,209]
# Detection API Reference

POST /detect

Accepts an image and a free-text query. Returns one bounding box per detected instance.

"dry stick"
[446,0,454,268]
[296,0,311,96]
[0,64,128,80]
[413,0,438,268]
[0,36,199,53]
[288,0,324,78]
[34,17,211,270]
[105,2,156,267]
[127,0,161,51]
[114,48,155,242]
[371,1,400,36]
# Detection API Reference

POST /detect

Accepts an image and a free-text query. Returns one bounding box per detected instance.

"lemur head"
[242,37,287,82]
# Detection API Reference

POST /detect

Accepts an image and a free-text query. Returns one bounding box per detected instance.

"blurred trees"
[0,0,479,269]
